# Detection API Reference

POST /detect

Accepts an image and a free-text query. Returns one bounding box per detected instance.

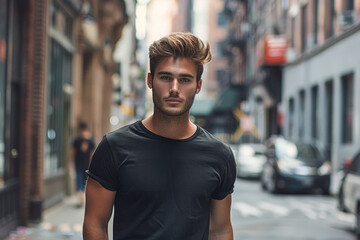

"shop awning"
[190,98,216,116]
[213,85,247,113]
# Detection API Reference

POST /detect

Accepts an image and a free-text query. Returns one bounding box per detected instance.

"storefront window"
[0,0,8,186]
[44,39,72,176]
[45,1,74,176]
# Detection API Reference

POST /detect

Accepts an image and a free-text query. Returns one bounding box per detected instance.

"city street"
[232,178,356,240]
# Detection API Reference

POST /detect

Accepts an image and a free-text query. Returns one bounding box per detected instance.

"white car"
[235,143,266,178]
[338,151,360,238]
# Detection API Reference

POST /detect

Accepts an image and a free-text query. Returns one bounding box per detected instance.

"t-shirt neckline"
[137,120,200,142]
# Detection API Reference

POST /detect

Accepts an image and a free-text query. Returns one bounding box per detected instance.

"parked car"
[337,151,360,238]
[235,143,266,178]
[260,136,331,194]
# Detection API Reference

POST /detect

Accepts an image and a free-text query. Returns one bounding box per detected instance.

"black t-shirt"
[72,136,95,170]
[87,121,236,240]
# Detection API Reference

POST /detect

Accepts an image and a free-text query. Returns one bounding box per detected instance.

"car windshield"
[275,139,324,164]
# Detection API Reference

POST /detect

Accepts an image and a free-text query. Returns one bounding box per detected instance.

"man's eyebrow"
[158,71,194,79]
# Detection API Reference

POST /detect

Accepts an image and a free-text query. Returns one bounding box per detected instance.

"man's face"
[148,57,202,117]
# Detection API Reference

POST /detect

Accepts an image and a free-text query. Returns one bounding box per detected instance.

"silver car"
[338,151,360,238]
[235,143,266,178]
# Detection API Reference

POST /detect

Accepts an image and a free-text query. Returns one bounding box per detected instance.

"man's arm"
[83,177,116,240]
[209,194,233,240]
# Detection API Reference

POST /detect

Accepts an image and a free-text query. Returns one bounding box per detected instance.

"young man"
[83,32,236,240]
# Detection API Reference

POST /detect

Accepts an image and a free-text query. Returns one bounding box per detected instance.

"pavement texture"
[5,195,84,240]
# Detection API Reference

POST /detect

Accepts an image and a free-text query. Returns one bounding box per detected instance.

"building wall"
[0,0,129,237]
[283,27,360,193]
[206,0,229,95]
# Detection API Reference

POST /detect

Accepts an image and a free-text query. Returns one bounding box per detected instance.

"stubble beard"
[152,87,196,117]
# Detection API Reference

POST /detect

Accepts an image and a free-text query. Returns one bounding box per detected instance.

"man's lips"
[165,98,182,104]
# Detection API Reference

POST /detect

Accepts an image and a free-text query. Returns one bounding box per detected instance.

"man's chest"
[113,145,222,200]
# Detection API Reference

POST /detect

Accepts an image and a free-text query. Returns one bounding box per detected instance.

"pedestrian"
[70,121,95,207]
[83,32,236,240]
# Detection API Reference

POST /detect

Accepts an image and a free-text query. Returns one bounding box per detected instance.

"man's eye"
[179,78,190,83]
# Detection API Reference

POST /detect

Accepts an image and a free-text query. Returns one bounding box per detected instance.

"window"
[51,2,73,40]
[217,12,227,27]
[298,90,305,139]
[346,0,354,10]
[290,17,295,47]
[301,4,308,52]
[0,0,8,187]
[325,0,335,40]
[216,41,225,56]
[311,86,318,139]
[216,69,227,88]
[325,80,333,145]
[288,98,295,138]
[313,0,318,44]
[44,39,72,176]
[341,73,354,143]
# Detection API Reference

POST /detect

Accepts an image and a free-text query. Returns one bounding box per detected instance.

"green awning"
[213,88,241,112]
[190,98,216,116]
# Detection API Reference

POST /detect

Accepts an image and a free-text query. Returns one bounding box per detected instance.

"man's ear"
[196,79,202,94]
[147,72,153,89]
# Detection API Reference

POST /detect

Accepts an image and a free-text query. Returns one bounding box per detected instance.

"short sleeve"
[211,146,236,200]
[89,137,96,150]
[86,135,119,191]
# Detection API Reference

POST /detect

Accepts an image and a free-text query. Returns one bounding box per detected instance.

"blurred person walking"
[83,32,236,240]
[70,122,95,207]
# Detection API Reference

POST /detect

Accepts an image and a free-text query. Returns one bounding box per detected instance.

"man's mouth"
[165,98,182,104]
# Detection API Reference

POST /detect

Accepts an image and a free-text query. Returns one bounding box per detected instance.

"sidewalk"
[6,195,84,240]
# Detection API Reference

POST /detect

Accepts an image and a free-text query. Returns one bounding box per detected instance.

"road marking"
[233,202,263,217]
[334,210,355,223]
[289,200,318,219]
[258,202,289,216]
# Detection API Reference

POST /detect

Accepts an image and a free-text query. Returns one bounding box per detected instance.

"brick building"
[0,0,128,238]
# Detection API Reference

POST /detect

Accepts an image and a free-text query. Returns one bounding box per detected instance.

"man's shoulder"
[196,126,231,152]
[105,121,142,143]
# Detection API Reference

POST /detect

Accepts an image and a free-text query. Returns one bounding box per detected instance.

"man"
[84,32,236,240]
[70,122,95,207]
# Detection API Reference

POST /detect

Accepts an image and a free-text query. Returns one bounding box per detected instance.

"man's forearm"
[83,222,109,240]
[209,229,233,240]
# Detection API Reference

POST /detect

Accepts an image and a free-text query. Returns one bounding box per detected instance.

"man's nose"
[170,79,179,93]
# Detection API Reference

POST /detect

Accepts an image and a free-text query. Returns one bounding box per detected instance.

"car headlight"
[276,161,293,174]
[318,161,331,175]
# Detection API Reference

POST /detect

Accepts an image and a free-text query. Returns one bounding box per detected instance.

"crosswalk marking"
[233,202,263,217]
[258,202,289,216]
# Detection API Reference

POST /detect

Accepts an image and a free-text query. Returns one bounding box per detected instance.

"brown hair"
[149,32,212,82]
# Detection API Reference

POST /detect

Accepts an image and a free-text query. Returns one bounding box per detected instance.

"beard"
[152,86,196,117]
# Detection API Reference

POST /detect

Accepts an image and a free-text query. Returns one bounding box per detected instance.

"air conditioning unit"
[338,10,354,29]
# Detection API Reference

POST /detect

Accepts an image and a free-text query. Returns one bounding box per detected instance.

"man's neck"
[142,113,197,140]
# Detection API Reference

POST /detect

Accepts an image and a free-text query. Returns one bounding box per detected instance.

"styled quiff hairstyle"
[149,32,212,82]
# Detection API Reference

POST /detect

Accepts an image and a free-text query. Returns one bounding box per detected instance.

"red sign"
[264,35,287,65]
[256,35,287,67]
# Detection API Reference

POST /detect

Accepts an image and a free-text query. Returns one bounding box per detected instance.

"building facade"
[0,0,128,238]
[219,0,360,192]
[282,0,360,192]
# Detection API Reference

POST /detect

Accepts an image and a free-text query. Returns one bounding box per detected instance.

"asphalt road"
[231,178,356,240]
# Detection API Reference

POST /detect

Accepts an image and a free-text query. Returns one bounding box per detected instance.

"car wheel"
[267,172,278,193]
[261,175,267,191]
